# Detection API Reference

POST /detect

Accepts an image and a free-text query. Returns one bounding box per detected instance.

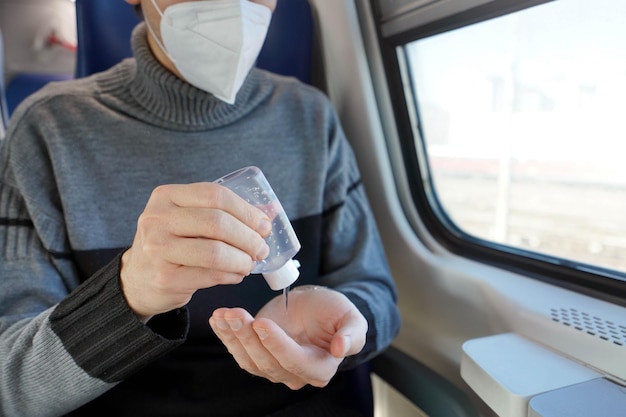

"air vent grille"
[550,308,626,348]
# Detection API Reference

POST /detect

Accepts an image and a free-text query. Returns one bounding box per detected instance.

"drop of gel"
[283,286,290,312]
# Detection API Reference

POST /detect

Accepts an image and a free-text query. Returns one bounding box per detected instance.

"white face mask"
[147,0,272,104]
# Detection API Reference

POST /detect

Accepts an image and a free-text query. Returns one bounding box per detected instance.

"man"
[0,0,400,415]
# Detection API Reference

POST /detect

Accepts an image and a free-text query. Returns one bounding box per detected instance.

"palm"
[256,286,360,355]
[210,285,367,388]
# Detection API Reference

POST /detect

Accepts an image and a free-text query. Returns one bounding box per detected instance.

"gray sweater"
[0,24,400,417]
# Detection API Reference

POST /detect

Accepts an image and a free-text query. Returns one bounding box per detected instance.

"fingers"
[120,183,273,320]
[147,183,271,261]
[210,308,342,390]
[209,308,291,385]
[162,208,270,261]
[161,183,272,237]
[252,318,342,388]
[149,230,259,276]
[209,309,259,375]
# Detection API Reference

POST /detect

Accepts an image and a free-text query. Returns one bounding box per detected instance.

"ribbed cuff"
[50,253,188,383]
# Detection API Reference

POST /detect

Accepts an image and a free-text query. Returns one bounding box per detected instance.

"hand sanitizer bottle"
[214,166,301,291]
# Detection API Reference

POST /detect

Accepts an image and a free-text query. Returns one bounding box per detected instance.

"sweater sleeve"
[319,108,401,369]
[0,121,188,417]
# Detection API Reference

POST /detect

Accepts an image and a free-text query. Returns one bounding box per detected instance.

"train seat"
[5,73,73,117]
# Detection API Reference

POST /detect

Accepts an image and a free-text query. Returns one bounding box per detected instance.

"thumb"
[330,313,368,358]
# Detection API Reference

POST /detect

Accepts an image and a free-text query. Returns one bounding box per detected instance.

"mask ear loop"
[145,0,176,64]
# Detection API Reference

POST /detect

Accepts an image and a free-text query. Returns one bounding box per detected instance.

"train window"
[404,0,626,276]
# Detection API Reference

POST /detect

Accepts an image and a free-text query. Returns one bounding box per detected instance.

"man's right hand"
[120,182,272,322]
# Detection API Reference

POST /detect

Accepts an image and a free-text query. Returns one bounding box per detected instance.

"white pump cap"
[262,259,300,291]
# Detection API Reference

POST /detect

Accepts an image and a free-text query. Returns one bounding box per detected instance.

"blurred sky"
[408,0,626,173]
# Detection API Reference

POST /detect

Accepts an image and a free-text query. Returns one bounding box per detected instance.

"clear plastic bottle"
[214,166,301,291]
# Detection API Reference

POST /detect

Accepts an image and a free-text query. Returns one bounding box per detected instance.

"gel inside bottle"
[214,166,301,291]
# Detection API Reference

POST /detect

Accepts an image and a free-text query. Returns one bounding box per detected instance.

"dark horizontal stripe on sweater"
[0,217,34,227]
[1,217,73,259]
[322,178,363,218]
[71,215,324,284]
[50,251,74,260]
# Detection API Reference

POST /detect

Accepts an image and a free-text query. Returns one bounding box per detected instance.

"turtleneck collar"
[98,23,274,132]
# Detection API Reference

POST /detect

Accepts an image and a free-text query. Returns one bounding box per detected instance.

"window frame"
[370,0,626,307]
